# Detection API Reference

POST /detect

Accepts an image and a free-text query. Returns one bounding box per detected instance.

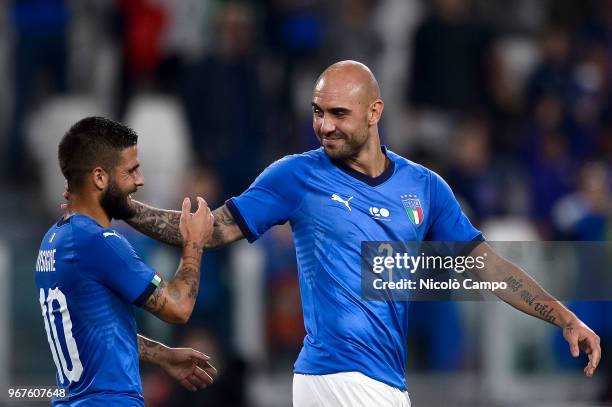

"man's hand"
[563,317,601,377]
[179,197,214,250]
[468,243,602,377]
[158,347,217,391]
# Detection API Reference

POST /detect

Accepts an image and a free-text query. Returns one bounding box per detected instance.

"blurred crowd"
[1,0,611,405]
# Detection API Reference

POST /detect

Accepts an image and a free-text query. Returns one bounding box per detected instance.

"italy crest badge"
[401,194,424,226]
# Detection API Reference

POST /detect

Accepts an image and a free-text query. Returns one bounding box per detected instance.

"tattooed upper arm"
[142,281,169,317]
[207,205,244,249]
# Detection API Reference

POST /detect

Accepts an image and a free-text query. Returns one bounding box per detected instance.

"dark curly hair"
[58,116,138,191]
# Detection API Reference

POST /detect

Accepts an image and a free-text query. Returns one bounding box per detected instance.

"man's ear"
[91,167,109,191]
[368,99,384,126]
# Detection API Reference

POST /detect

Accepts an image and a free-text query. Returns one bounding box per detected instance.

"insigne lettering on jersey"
[331,193,353,211]
[102,231,120,238]
[36,249,56,272]
[49,233,56,243]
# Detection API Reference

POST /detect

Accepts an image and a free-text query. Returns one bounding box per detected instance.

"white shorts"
[293,372,411,407]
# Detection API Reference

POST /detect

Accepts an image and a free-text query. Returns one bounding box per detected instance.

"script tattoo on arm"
[472,242,564,327]
[489,260,560,325]
[515,286,557,325]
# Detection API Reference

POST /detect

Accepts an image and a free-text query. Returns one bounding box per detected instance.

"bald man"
[124,61,600,406]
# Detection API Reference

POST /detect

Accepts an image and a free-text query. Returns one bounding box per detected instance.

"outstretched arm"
[141,197,212,324]
[137,334,217,391]
[469,242,601,377]
[128,200,243,249]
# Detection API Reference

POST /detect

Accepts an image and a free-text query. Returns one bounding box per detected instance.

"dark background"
[0,0,610,405]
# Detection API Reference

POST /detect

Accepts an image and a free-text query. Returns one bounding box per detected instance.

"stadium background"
[0,0,610,405]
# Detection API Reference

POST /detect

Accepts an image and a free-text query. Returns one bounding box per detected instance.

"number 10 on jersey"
[39,288,83,385]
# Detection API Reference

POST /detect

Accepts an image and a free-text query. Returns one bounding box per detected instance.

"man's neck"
[69,195,111,228]
[341,137,388,178]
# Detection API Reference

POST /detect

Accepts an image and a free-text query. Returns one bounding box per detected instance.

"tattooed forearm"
[128,201,244,249]
[516,288,557,324]
[175,259,200,300]
[166,259,200,302]
[491,261,565,326]
[128,200,182,247]
[138,334,164,364]
[187,240,204,257]
[471,242,573,328]
[142,247,202,323]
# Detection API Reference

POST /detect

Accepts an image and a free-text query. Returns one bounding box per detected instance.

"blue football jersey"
[228,147,483,390]
[34,214,159,406]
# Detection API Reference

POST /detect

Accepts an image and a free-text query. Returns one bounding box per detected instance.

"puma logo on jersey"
[103,231,120,238]
[331,193,353,211]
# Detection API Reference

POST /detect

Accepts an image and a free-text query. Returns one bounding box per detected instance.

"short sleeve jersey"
[35,214,158,406]
[228,147,482,390]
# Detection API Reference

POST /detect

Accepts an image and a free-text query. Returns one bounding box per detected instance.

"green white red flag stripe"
[408,207,423,225]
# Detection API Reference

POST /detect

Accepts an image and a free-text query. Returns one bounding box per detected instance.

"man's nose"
[320,115,335,134]
[135,172,144,187]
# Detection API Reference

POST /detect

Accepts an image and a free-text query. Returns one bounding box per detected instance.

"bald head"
[314,60,381,104]
[311,61,384,160]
